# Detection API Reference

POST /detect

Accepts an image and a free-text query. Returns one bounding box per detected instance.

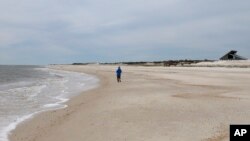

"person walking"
[116,66,122,83]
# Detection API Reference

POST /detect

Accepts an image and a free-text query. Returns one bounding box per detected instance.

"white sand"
[191,60,250,67]
[9,65,250,141]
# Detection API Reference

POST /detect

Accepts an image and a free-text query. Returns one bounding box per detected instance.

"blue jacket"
[116,67,122,76]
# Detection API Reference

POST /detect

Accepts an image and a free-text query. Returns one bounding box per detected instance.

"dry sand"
[9,65,250,141]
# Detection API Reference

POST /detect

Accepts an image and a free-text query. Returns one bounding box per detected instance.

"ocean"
[0,65,98,141]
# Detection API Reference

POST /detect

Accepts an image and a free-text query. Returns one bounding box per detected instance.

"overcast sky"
[0,0,249,65]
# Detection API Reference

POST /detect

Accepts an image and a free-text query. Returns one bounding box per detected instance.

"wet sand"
[9,65,250,141]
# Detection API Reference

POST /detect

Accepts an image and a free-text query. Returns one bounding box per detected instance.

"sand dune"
[191,60,250,67]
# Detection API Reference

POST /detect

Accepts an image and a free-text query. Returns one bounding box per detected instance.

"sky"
[0,0,249,65]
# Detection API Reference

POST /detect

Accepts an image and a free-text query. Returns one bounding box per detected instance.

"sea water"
[0,65,98,141]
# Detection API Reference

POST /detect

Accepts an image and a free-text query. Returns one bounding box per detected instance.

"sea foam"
[0,67,98,141]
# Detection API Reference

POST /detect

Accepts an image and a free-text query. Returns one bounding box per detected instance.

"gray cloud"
[0,0,249,64]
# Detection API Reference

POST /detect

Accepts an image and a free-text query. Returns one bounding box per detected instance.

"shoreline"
[9,65,250,141]
[9,65,107,141]
[5,66,100,141]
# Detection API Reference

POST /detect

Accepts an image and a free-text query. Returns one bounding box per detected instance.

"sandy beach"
[9,65,250,141]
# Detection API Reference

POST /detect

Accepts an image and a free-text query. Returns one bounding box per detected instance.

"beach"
[9,65,250,141]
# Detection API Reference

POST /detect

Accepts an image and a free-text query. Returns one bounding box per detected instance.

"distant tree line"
[72,59,214,67]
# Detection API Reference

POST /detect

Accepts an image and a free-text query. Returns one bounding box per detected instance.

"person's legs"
[117,75,121,83]
[117,75,120,82]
